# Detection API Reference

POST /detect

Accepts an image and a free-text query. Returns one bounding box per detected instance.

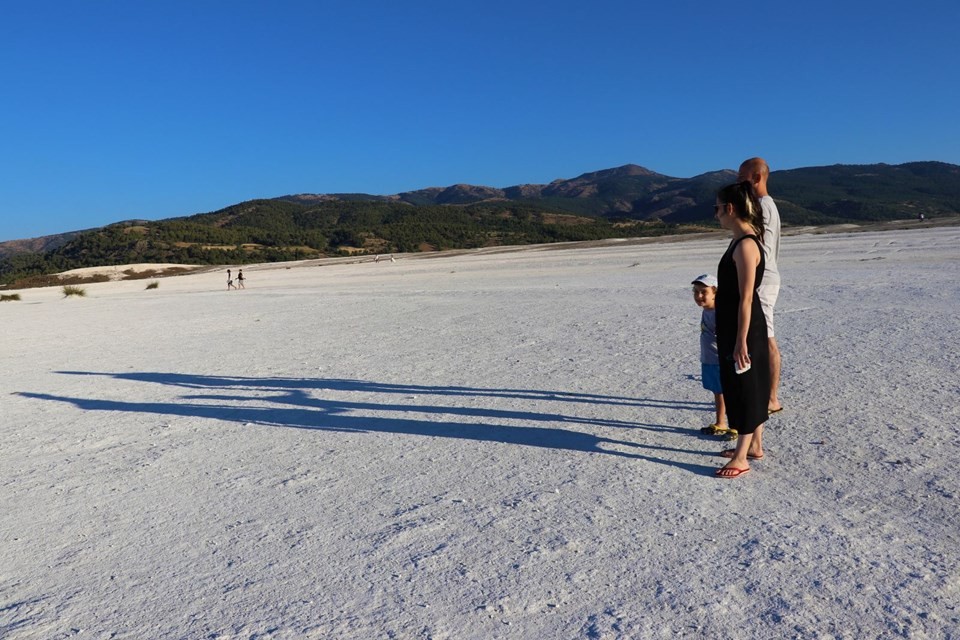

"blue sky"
[2,0,958,241]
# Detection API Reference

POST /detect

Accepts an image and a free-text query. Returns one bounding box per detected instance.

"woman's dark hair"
[717,181,765,240]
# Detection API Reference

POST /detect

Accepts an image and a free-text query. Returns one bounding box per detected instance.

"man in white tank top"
[739,158,783,413]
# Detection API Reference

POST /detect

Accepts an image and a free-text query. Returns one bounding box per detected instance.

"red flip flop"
[715,466,751,479]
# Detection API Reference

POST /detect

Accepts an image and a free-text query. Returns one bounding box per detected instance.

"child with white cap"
[691,273,734,439]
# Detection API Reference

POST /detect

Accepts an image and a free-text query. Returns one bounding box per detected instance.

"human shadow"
[55,371,712,412]
[21,372,720,475]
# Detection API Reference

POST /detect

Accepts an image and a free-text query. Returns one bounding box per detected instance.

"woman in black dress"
[714,182,771,478]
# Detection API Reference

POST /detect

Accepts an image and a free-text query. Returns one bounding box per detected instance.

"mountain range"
[275,161,960,223]
[2,161,958,287]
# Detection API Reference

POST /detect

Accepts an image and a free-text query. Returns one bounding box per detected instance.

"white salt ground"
[1,225,958,639]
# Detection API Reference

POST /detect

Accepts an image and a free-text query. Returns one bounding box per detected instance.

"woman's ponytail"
[718,181,765,241]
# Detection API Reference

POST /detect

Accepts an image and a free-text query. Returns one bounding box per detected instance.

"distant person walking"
[237,269,245,289]
[227,269,235,290]
[713,182,771,478]
[738,158,783,414]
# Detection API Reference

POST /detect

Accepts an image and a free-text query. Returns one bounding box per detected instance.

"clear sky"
[2,0,958,241]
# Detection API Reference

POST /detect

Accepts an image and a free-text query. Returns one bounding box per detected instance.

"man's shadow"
[19,372,720,475]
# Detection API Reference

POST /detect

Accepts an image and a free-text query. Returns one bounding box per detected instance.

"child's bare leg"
[715,393,727,427]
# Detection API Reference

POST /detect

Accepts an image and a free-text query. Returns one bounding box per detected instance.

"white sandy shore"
[2,226,958,638]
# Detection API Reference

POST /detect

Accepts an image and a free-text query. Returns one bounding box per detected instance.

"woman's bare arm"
[732,238,761,370]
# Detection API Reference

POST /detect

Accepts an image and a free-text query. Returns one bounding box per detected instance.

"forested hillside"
[0,200,682,287]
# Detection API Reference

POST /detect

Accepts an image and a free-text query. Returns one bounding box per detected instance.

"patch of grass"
[122,267,194,281]
[1,293,22,302]
[61,274,110,285]
[145,281,160,290]
[9,274,109,290]
[62,285,87,298]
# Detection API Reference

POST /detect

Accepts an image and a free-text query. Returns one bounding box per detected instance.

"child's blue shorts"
[701,363,722,394]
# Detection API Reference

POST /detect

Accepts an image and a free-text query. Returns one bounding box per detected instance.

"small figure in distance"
[237,269,245,289]
[691,274,732,439]
[227,269,235,291]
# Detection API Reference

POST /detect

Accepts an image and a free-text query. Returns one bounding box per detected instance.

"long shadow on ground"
[20,371,719,475]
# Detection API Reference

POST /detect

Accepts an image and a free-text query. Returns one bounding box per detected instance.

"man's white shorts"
[757,284,780,338]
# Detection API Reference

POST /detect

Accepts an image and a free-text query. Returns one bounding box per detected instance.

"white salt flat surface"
[1,226,958,639]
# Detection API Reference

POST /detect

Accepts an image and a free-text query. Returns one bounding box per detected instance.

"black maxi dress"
[716,234,771,434]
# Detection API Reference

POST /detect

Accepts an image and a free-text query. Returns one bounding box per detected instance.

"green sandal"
[700,424,730,435]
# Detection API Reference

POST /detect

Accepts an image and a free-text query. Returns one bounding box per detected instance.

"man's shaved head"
[738,157,771,197]
[738,157,769,180]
